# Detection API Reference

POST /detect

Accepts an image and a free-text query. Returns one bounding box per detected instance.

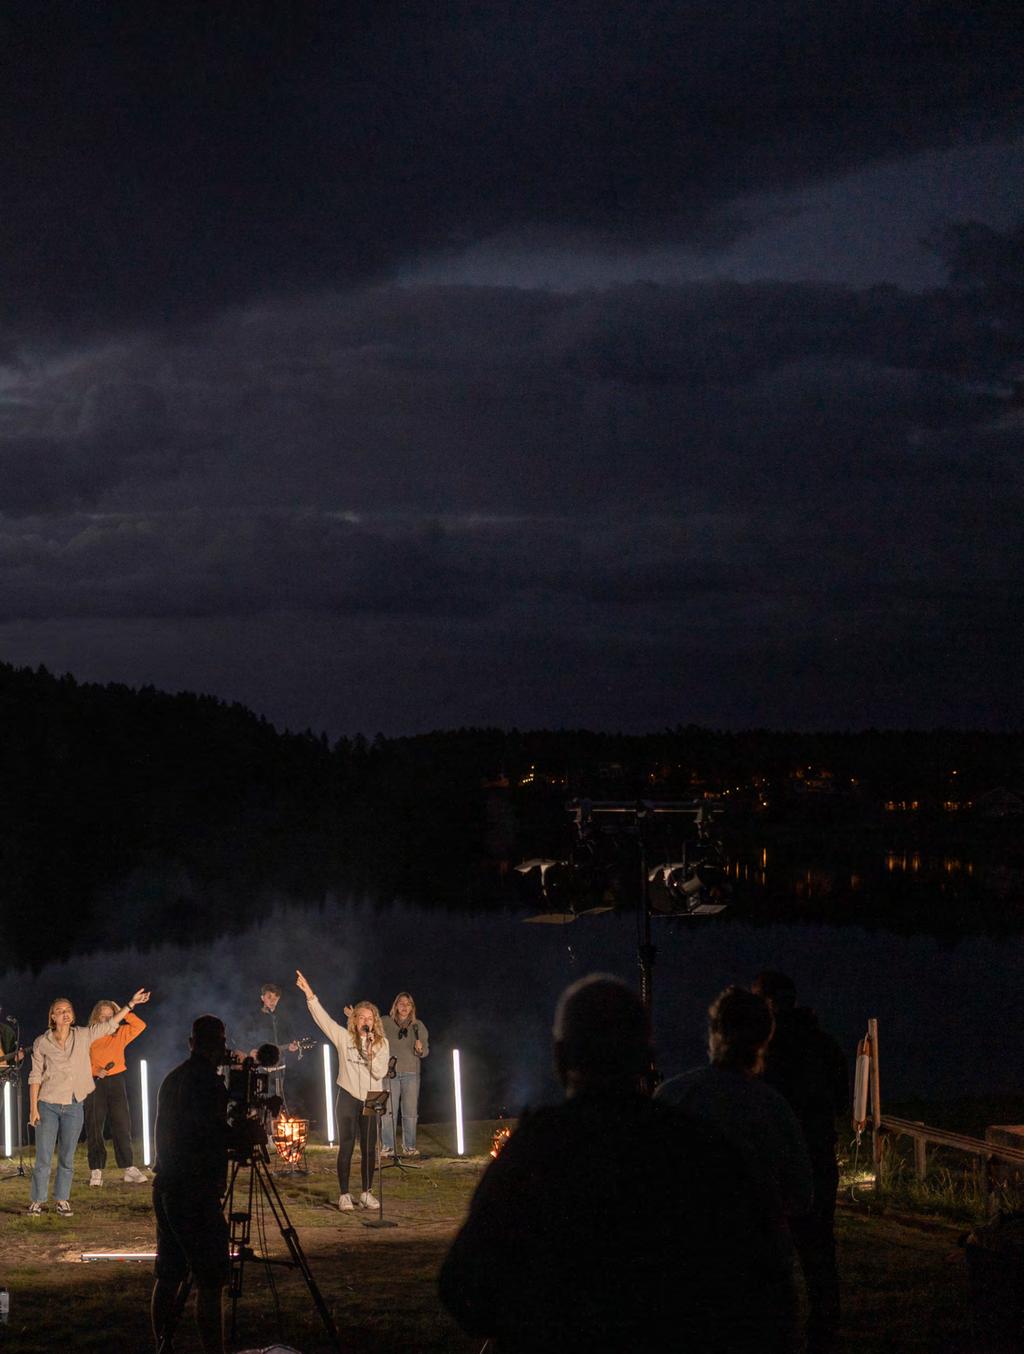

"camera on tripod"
[222,1041,283,1159]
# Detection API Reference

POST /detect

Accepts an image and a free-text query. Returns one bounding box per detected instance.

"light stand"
[0,1021,26,1180]
[361,1092,396,1229]
[521,800,729,1090]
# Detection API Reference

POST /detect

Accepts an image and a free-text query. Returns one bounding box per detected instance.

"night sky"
[3,3,1022,736]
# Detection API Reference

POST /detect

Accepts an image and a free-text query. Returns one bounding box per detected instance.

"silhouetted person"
[658,986,813,1354]
[752,971,848,1353]
[151,1014,230,1354]
[440,973,779,1353]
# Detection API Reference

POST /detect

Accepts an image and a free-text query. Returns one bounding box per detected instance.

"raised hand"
[295,970,314,999]
[130,989,151,1007]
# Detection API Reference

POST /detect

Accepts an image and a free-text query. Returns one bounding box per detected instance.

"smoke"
[4,897,1024,1136]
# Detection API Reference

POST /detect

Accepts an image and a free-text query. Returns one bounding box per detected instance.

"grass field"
[0,1120,997,1352]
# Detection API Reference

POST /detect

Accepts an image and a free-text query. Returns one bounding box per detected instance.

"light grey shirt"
[385,1015,429,1075]
[306,997,390,1100]
[29,1018,122,1105]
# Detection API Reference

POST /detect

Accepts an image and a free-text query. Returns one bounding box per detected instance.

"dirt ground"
[0,1125,992,1353]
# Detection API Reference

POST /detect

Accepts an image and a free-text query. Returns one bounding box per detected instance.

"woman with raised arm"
[84,997,149,1187]
[28,988,151,1216]
[295,970,389,1212]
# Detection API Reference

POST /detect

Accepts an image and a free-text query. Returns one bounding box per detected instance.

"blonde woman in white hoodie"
[295,970,389,1212]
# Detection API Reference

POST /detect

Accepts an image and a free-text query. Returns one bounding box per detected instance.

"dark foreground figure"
[753,971,849,1353]
[440,974,784,1353]
[151,1013,230,1354]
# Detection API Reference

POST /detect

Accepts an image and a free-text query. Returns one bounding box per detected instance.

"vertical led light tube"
[323,1043,336,1146]
[140,1060,152,1166]
[452,1048,465,1156]
[3,1081,11,1158]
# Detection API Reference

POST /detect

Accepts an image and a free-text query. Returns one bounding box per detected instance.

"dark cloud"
[4,2,1022,335]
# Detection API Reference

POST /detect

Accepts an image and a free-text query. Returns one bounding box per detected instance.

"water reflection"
[3,896,1024,1127]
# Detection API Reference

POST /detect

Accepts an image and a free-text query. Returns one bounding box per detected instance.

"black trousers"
[84,1072,134,1170]
[791,1158,840,1349]
[335,1087,377,1195]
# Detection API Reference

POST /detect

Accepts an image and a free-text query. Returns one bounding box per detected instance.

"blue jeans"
[381,1073,420,1152]
[32,1100,85,1202]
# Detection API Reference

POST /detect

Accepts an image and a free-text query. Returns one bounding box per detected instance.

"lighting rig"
[517,799,729,1018]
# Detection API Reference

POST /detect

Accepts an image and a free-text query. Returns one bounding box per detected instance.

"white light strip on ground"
[323,1043,336,1146]
[3,1081,11,1158]
[81,1252,158,1263]
[140,1059,152,1166]
[453,1048,465,1156]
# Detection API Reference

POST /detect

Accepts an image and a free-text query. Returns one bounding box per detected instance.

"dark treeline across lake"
[1,661,1023,969]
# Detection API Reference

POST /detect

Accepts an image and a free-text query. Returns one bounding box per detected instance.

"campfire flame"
[490,1126,511,1158]
[273,1115,309,1165]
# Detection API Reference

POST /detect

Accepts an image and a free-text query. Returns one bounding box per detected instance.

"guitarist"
[247,982,302,1110]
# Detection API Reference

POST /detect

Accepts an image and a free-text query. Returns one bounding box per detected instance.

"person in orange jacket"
[85,996,149,1185]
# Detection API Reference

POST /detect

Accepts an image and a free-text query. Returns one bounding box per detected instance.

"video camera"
[222,1041,283,1159]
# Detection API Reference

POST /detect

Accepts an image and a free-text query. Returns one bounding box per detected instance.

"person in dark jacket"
[151,1014,230,1354]
[440,973,782,1353]
[752,971,849,1353]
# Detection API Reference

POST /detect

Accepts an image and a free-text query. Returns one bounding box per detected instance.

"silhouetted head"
[189,1014,227,1063]
[707,987,774,1074]
[751,970,797,1013]
[553,973,650,1094]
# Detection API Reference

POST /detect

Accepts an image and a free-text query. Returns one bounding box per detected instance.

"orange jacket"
[89,1012,146,1077]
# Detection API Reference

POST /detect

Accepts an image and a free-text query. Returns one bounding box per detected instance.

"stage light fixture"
[140,1059,152,1166]
[453,1049,465,1155]
[322,1043,336,1146]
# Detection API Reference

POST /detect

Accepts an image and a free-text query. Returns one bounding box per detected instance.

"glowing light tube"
[81,1251,158,1263]
[453,1048,465,1156]
[323,1043,336,1146]
[3,1081,11,1158]
[140,1059,152,1166]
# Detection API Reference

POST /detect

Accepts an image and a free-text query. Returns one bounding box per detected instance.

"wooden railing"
[863,1017,1024,1207]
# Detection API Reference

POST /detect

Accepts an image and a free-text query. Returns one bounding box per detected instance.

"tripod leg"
[252,1156,343,1352]
[154,1270,192,1354]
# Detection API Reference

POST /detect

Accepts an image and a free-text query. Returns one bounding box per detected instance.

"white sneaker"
[89,1169,103,1187]
[380,1147,394,1158]
[338,1193,354,1211]
[123,1166,148,1183]
[55,1199,73,1217]
[27,1200,44,1215]
[359,1190,380,1210]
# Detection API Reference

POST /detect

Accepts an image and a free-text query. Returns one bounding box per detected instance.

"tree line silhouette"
[0,662,1020,968]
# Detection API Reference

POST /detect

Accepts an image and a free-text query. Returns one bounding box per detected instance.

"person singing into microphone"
[381,991,429,1158]
[294,971,389,1212]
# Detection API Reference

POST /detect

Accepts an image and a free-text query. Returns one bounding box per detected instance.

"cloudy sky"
[2,2,1022,735]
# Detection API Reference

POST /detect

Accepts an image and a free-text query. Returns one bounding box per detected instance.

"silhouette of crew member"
[151,1014,230,1354]
[440,973,776,1353]
[752,971,848,1353]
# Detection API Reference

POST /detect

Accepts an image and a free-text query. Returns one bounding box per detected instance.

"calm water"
[3,895,1023,1141]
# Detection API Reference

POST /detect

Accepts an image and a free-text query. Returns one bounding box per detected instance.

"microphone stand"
[381,1049,421,1178]
[360,1031,397,1230]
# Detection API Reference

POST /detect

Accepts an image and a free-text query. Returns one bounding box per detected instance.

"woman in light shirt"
[295,970,389,1212]
[28,987,150,1216]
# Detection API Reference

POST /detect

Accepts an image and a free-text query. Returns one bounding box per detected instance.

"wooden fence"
[863,1017,1024,1209]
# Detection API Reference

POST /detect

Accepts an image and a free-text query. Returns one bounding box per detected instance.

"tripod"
[156,1128,341,1354]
